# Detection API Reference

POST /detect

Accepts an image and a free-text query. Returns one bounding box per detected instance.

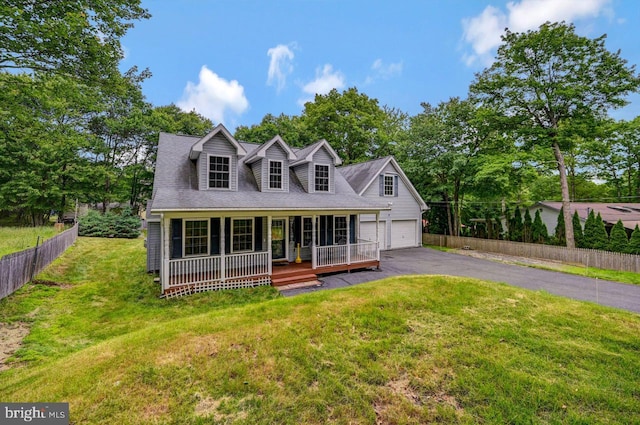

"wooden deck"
[270,260,380,286]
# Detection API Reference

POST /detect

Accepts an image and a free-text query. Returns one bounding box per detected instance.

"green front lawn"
[1,237,639,424]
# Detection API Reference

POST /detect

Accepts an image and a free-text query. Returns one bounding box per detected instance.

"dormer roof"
[290,139,342,167]
[244,135,297,164]
[189,123,247,160]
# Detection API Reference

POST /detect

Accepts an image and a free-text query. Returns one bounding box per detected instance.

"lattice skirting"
[164,276,270,299]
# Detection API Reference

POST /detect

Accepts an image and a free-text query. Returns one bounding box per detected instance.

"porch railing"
[168,251,269,288]
[313,241,379,269]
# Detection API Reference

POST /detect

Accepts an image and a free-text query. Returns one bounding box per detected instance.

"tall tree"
[593,213,609,251]
[234,113,311,147]
[523,208,533,243]
[0,1,150,85]
[554,207,566,246]
[470,22,640,248]
[302,87,392,164]
[608,220,629,253]
[572,211,584,248]
[532,209,548,244]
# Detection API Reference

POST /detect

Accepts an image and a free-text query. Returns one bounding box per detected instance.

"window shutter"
[224,218,231,254]
[254,217,263,251]
[349,215,357,244]
[294,216,301,245]
[394,175,399,197]
[379,175,384,196]
[210,218,220,255]
[327,215,334,245]
[319,216,327,246]
[170,219,182,259]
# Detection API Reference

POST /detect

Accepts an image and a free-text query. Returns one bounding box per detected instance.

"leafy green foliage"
[509,206,524,242]
[608,219,629,253]
[531,209,548,244]
[523,208,533,243]
[554,207,566,246]
[627,225,640,254]
[78,209,140,239]
[573,211,585,248]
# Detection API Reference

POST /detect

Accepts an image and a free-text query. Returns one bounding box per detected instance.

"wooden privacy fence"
[0,223,78,300]
[423,233,640,273]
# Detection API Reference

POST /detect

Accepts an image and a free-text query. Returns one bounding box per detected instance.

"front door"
[271,219,287,260]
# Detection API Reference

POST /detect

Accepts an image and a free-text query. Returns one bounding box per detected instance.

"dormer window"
[209,155,230,189]
[269,160,283,189]
[384,174,395,196]
[315,164,329,192]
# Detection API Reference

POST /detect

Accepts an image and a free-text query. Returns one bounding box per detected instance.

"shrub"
[626,225,640,255]
[608,220,628,253]
[79,209,140,239]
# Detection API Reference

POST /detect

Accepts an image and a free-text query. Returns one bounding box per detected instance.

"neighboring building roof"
[340,156,428,211]
[151,133,388,213]
[534,201,640,230]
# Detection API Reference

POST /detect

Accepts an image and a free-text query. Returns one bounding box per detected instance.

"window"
[384,175,395,196]
[209,155,230,189]
[302,217,313,247]
[269,160,283,189]
[232,218,253,252]
[315,164,329,192]
[184,220,208,256]
[334,216,347,245]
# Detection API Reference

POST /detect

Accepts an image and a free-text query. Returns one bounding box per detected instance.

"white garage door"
[359,221,386,250]
[390,220,417,249]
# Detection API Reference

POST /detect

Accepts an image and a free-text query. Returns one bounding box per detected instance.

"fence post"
[30,236,41,282]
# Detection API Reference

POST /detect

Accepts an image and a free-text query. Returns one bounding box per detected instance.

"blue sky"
[120,0,640,131]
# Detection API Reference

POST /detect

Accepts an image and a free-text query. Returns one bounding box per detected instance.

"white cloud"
[267,43,295,93]
[298,64,345,106]
[365,59,404,84]
[461,0,612,66]
[177,65,249,125]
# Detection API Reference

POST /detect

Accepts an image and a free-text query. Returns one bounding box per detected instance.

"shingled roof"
[150,133,388,213]
[535,201,640,230]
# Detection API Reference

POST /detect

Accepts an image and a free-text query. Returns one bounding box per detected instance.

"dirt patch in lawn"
[452,249,568,271]
[0,322,29,371]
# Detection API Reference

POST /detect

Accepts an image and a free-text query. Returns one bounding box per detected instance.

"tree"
[573,211,584,248]
[302,87,392,164]
[592,213,609,251]
[509,206,524,242]
[0,1,150,85]
[234,113,311,147]
[470,22,640,248]
[609,220,629,253]
[554,207,566,246]
[523,208,533,243]
[627,225,640,254]
[532,209,549,244]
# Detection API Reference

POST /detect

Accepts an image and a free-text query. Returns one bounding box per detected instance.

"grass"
[1,238,639,424]
[0,226,61,257]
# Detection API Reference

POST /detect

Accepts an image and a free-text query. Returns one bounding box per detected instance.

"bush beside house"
[79,209,141,239]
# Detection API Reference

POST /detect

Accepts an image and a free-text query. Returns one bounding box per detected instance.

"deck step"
[275,280,323,291]
[271,273,318,287]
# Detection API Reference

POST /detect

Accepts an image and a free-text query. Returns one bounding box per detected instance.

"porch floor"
[270,260,380,286]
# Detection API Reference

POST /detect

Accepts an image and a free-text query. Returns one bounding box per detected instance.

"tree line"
[2,3,639,254]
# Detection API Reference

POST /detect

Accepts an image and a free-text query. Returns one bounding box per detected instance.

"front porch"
[163,241,379,297]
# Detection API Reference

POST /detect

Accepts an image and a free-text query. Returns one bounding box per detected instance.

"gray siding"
[251,159,263,191]
[146,222,161,272]
[361,162,421,222]
[294,163,310,192]
[198,134,238,191]
[263,144,289,192]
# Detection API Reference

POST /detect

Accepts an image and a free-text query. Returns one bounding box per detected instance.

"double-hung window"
[269,160,283,189]
[232,218,253,252]
[315,164,329,192]
[384,174,395,196]
[209,155,230,189]
[184,220,208,256]
[334,216,347,245]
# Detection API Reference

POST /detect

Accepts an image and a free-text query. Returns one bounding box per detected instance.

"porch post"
[162,215,170,292]
[267,215,272,277]
[220,217,226,282]
[375,212,380,261]
[346,213,351,265]
[311,214,317,269]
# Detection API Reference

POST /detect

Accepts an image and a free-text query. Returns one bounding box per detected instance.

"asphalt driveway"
[282,246,640,314]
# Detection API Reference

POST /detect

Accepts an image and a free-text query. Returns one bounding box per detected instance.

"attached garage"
[360,219,419,250]
[390,219,418,249]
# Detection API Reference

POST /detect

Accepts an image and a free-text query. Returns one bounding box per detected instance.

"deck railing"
[168,251,269,288]
[313,241,379,269]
